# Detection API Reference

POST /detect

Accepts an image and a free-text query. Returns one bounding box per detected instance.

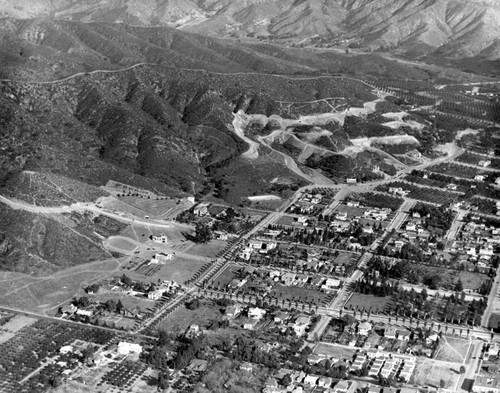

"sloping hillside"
[2,0,500,59]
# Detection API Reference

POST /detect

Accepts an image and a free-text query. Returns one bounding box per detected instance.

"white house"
[248,307,266,319]
[148,289,165,300]
[358,321,373,336]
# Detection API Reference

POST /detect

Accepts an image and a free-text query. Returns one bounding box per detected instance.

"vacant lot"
[184,239,228,258]
[434,336,470,363]
[411,357,459,389]
[345,293,394,313]
[157,300,223,331]
[314,342,357,361]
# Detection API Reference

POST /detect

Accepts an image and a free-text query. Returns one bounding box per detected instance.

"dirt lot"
[434,336,471,363]
[411,357,460,389]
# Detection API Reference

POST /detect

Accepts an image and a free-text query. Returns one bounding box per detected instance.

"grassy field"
[107,237,138,253]
[345,293,394,313]
[157,299,223,331]
[411,357,459,389]
[184,240,228,258]
[434,336,471,363]
[456,271,488,291]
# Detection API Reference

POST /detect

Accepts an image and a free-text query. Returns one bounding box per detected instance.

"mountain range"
[2,0,500,59]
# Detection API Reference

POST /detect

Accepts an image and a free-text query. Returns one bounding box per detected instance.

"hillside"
[2,0,500,61]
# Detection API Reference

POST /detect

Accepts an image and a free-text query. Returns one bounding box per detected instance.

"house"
[240,362,253,372]
[76,309,93,317]
[189,359,208,373]
[336,212,348,221]
[474,174,486,182]
[398,329,411,341]
[61,304,77,315]
[346,201,361,207]
[406,221,417,232]
[185,324,201,339]
[226,304,242,319]
[478,160,491,167]
[384,326,398,340]
[248,307,266,319]
[117,342,142,356]
[346,178,357,184]
[148,289,165,300]
[334,380,357,393]
[152,234,167,244]
[350,354,367,371]
[369,358,385,377]
[447,183,458,191]
[149,253,174,265]
[321,278,341,292]
[318,377,333,388]
[426,332,439,345]
[380,358,399,379]
[473,375,500,393]
[265,377,279,389]
[274,311,290,324]
[282,272,297,286]
[358,321,373,336]
[243,319,259,330]
[304,375,319,387]
[193,203,210,216]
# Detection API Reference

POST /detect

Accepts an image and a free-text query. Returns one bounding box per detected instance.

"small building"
[148,289,165,300]
[152,234,167,244]
[117,342,142,356]
[193,203,210,216]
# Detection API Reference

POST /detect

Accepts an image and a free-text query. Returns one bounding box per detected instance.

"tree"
[76,296,90,308]
[116,299,124,314]
[121,274,133,287]
[460,365,466,374]
[454,279,464,292]
[158,330,169,346]
[106,299,117,313]
[281,374,292,387]
[187,298,201,310]
[158,371,170,390]
[195,223,212,243]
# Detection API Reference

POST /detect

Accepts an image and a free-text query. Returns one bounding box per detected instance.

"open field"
[0,257,122,315]
[0,315,38,344]
[117,196,181,217]
[106,236,138,253]
[183,239,228,258]
[434,336,471,363]
[345,293,394,312]
[156,299,223,332]
[313,342,357,361]
[411,358,460,389]
[125,254,209,284]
